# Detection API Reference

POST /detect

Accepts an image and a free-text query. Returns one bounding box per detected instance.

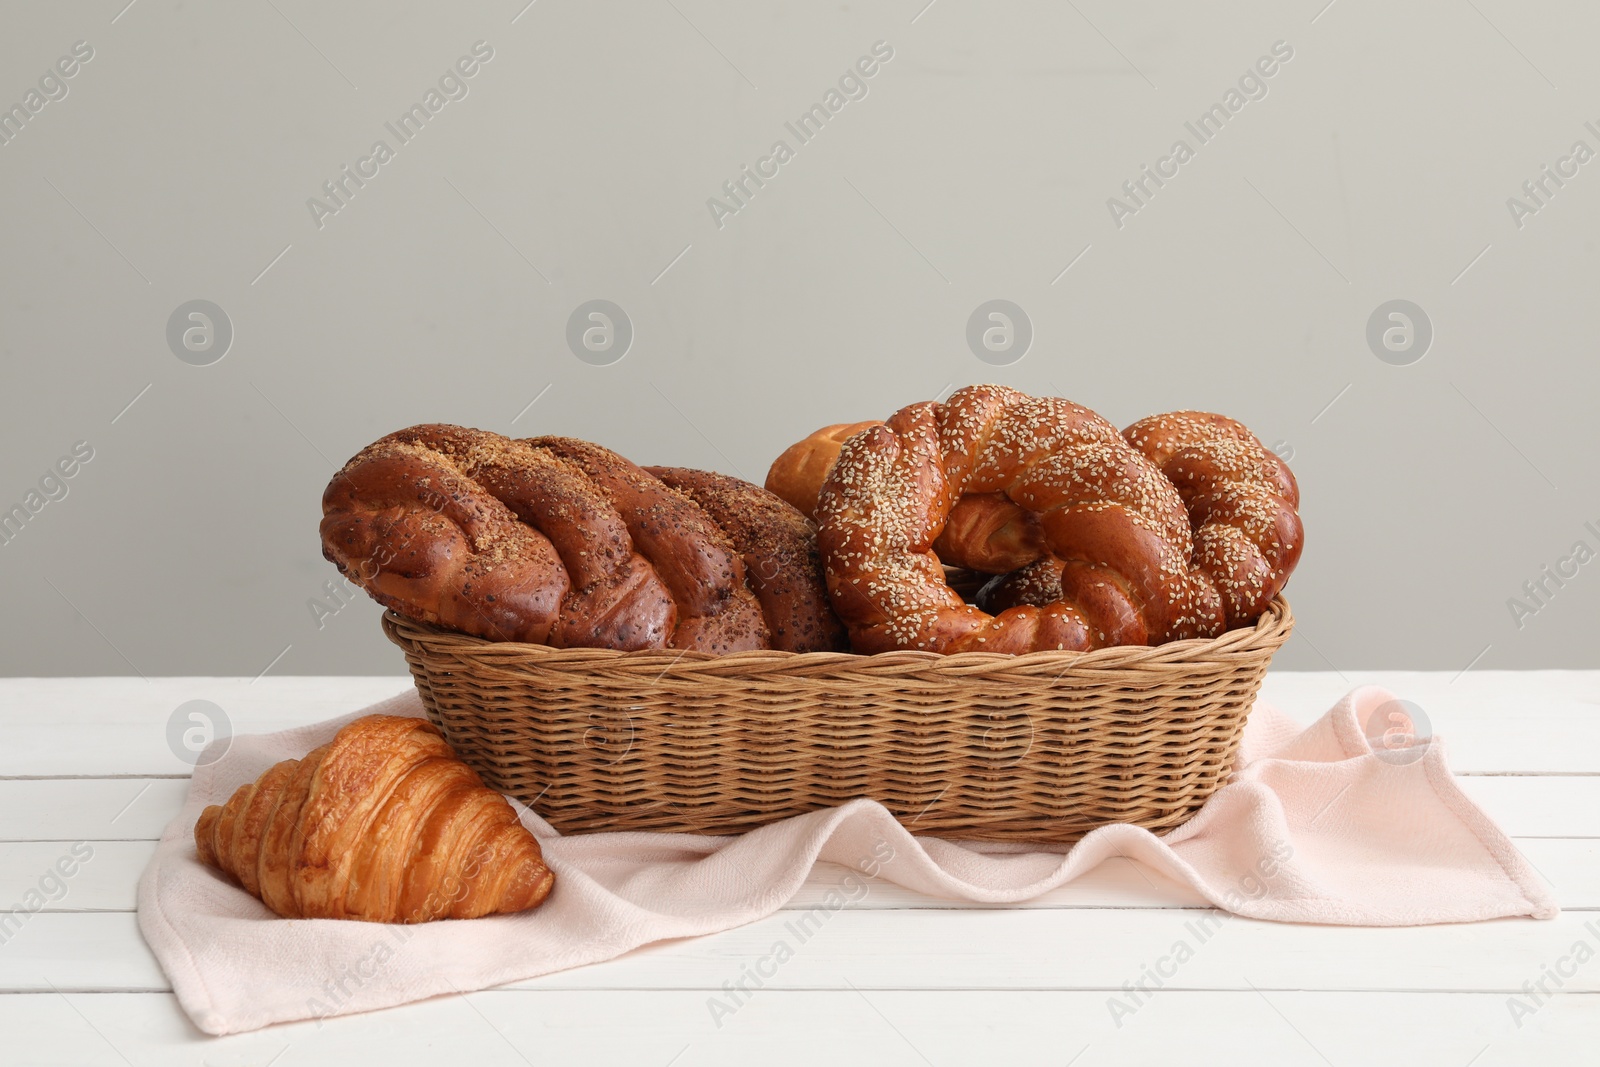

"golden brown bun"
[764,421,882,518]
[645,466,848,653]
[194,716,554,923]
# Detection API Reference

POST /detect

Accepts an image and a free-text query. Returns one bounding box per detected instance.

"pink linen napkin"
[137,684,1556,1035]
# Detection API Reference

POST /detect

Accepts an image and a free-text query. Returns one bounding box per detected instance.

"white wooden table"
[2,672,1596,1065]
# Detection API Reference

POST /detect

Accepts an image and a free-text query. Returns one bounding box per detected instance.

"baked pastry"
[777,399,1303,643]
[1123,412,1302,628]
[194,715,554,923]
[765,420,880,517]
[815,384,1223,654]
[321,425,767,652]
[645,466,848,652]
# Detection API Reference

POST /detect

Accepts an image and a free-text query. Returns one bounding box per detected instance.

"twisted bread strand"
[194,716,554,923]
[1123,412,1303,628]
[645,465,849,652]
[320,426,580,644]
[522,436,769,653]
[321,425,768,652]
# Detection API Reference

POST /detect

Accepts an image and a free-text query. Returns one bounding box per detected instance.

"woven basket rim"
[380,594,1293,674]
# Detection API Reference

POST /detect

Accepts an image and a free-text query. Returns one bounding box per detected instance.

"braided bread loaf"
[816,385,1220,654]
[321,425,836,653]
[321,425,764,652]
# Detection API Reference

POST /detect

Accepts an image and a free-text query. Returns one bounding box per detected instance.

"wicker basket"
[382,597,1292,843]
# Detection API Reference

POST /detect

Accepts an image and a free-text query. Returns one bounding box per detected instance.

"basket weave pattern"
[383,597,1292,842]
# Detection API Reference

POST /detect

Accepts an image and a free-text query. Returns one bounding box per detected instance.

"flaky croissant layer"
[195,715,555,923]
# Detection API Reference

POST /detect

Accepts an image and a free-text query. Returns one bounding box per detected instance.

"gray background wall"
[2,0,1595,677]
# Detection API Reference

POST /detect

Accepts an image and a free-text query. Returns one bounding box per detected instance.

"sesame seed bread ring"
[814,385,1224,654]
[645,466,848,653]
[1122,412,1303,629]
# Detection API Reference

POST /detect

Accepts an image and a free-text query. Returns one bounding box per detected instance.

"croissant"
[194,715,555,923]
